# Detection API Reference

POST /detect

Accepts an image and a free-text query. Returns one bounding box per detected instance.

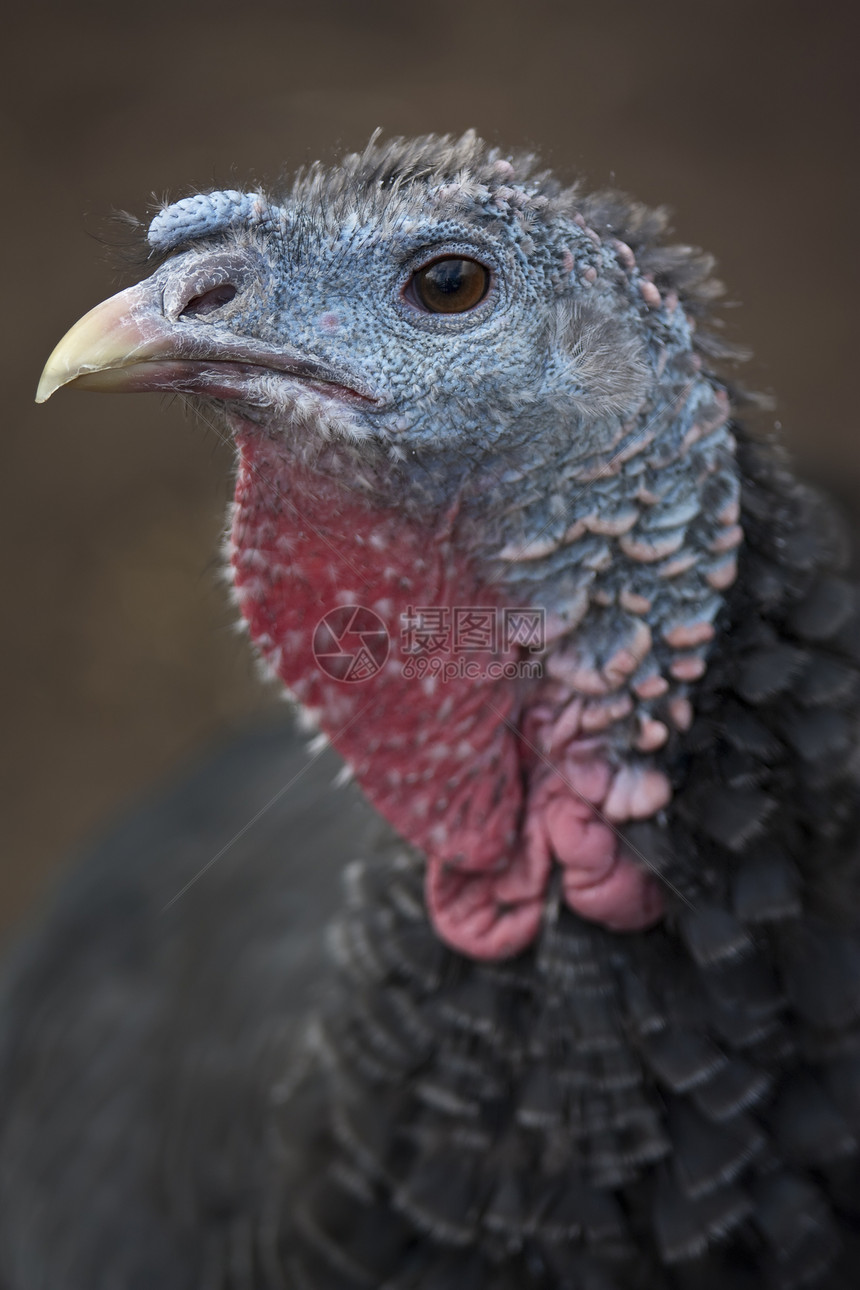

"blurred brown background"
[2,0,858,936]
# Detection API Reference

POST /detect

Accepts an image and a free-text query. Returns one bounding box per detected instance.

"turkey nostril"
[179,283,238,319]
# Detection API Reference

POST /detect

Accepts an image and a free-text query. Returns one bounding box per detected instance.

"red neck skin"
[230,427,664,960]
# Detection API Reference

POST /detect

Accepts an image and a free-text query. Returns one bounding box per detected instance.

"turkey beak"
[36,280,175,403]
[36,272,381,407]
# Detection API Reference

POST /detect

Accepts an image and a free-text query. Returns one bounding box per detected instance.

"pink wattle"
[231,428,665,959]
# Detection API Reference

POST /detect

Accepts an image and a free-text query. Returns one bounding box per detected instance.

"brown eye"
[407,257,491,314]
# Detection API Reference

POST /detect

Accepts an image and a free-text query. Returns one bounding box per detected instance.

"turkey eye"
[407,257,490,314]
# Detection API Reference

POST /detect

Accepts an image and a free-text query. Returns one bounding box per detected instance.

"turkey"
[5,129,860,1288]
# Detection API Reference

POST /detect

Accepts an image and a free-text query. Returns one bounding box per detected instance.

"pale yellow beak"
[36,269,379,408]
[36,283,172,403]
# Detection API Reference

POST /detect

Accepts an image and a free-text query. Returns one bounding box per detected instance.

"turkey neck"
[227,388,741,960]
[230,424,661,962]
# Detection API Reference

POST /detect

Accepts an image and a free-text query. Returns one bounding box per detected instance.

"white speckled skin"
[137,133,743,953]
